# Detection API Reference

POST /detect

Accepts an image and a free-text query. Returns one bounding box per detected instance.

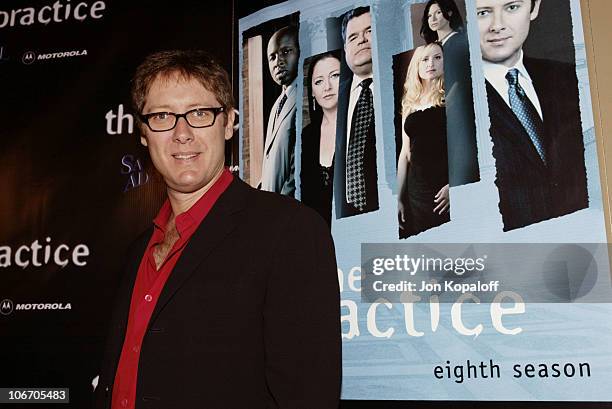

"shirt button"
[132,345,140,353]
[144,294,153,302]
[121,398,128,407]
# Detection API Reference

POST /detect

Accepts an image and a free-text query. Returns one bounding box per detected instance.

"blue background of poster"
[239,0,612,401]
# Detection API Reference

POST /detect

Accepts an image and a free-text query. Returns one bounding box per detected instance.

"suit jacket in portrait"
[260,84,297,197]
[93,178,341,409]
[486,57,588,231]
[443,30,480,186]
[333,76,379,218]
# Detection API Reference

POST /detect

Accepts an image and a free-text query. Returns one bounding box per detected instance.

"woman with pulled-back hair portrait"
[418,0,480,186]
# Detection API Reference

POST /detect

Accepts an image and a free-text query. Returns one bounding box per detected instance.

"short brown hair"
[131,50,234,119]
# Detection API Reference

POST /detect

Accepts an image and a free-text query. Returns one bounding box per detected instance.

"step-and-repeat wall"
[0,1,233,407]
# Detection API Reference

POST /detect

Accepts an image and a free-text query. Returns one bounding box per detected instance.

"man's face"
[344,12,373,77]
[140,73,234,196]
[267,30,299,87]
[476,0,540,67]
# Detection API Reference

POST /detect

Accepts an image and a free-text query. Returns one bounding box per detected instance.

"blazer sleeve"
[263,205,341,408]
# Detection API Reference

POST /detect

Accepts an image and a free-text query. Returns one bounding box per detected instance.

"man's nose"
[173,117,194,143]
[489,11,505,32]
[358,32,368,44]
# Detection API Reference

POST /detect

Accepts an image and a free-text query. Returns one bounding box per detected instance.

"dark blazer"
[443,31,480,186]
[486,57,588,231]
[94,178,341,409]
[333,76,379,218]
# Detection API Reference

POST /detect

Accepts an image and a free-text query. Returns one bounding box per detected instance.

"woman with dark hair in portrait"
[420,0,479,186]
[300,51,341,227]
[398,43,449,237]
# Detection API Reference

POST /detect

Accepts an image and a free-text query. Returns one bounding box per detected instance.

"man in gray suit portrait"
[260,25,299,196]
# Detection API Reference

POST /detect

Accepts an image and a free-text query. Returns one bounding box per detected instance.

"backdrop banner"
[240,0,612,403]
[0,1,233,407]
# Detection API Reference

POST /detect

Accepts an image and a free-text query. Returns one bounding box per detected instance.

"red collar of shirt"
[152,168,234,239]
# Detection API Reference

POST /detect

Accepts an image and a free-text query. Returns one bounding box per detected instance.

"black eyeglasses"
[139,107,225,132]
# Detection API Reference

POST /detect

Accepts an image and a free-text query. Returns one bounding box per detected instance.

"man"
[260,26,299,196]
[94,50,340,409]
[334,6,380,218]
[477,0,588,230]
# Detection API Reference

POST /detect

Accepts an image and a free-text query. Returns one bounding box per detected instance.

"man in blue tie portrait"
[477,0,588,231]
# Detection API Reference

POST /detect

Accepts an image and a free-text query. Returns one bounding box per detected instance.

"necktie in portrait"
[506,68,546,163]
[347,78,374,210]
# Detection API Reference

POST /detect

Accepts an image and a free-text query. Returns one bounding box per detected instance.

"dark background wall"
[0,1,233,408]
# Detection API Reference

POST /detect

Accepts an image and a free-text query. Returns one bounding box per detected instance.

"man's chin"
[276,76,296,86]
[165,176,208,194]
[349,60,372,76]
[167,182,208,196]
[483,48,519,67]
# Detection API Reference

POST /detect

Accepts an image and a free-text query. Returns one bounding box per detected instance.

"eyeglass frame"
[139,107,225,132]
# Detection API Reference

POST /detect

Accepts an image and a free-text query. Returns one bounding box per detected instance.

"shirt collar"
[152,168,234,237]
[440,30,458,45]
[351,73,374,93]
[483,50,533,87]
[282,80,297,97]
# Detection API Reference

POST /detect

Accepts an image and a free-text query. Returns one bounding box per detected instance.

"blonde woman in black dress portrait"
[397,43,450,237]
[300,51,341,226]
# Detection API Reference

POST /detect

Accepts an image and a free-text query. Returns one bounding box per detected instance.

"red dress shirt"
[111,169,233,409]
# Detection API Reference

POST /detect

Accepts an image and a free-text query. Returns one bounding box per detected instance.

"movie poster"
[239,0,612,402]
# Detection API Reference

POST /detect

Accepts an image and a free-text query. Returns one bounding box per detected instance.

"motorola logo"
[22,49,88,65]
[22,50,36,64]
[0,299,14,315]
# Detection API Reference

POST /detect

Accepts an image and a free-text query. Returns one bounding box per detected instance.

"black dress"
[300,122,333,227]
[401,106,450,237]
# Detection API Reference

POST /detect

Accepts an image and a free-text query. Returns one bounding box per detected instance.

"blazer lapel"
[275,90,296,130]
[115,229,152,334]
[486,80,546,172]
[148,178,248,325]
[265,96,280,153]
[524,57,556,159]
[266,89,296,156]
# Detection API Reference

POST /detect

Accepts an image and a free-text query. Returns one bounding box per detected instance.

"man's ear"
[530,0,542,20]
[224,109,236,141]
[139,123,149,146]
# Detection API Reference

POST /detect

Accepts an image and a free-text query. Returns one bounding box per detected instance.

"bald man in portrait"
[260,26,299,197]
